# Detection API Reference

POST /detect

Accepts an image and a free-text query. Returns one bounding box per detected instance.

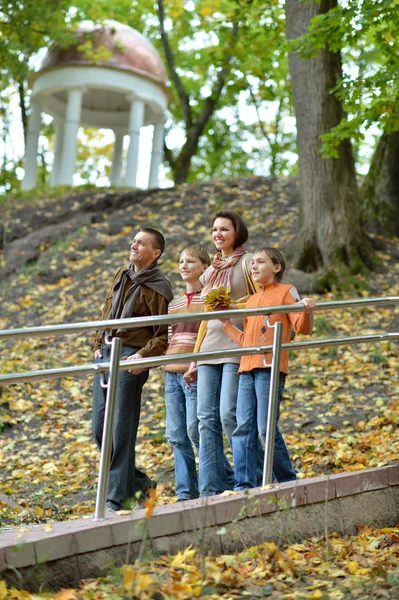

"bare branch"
[246,77,272,151]
[195,21,240,138]
[163,141,175,171]
[157,0,192,127]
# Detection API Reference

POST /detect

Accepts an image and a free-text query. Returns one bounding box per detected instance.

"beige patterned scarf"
[201,246,246,297]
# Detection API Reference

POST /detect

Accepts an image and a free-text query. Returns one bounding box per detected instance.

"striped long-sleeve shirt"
[164,289,205,373]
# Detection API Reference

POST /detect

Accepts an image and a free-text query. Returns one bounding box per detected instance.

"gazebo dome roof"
[36,21,167,87]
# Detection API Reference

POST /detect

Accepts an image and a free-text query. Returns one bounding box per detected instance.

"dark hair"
[254,247,286,282]
[212,210,248,249]
[140,227,165,256]
[182,245,211,266]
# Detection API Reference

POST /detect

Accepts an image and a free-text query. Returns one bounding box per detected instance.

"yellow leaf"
[145,487,157,519]
[220,490,239,497]
[42,462,58,475]
[0,581,7,600]
[347,560,370,576]
[135,572,154,594]
[35,506,44,518]
[171,546,197,568]
[123,565,135,592]
[53,590,78,600]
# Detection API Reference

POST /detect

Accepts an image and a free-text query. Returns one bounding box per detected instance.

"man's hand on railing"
[183,361,197,387]
[124,353,146,374]
[94,349,103,359]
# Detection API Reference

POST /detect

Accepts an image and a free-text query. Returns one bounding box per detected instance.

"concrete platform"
[1,465,398,591]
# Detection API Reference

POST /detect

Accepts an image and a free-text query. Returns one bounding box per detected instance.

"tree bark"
[360,130,399,237]
[18,80,28,144]
[285,0,375,275]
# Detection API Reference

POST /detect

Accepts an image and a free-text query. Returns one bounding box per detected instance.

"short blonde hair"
[181,246,211,266]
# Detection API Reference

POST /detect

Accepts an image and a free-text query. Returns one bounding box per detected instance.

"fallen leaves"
[2,524,397,599]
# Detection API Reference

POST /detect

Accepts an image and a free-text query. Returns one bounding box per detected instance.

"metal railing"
[1,296,398,520]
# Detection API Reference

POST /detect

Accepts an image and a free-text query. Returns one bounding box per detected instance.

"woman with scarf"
[184,210,257,496]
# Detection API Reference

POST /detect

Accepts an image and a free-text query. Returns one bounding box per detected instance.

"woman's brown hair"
[212,210,248,249]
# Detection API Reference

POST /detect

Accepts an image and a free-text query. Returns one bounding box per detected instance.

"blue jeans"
[232,368,296,490]
[92,343,152,510]
[197,363,239,496]
[165,372,199,500]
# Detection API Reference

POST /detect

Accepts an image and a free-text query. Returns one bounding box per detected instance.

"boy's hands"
[298,298,316,312]
[94,349,102,359]
[183,361,197,387]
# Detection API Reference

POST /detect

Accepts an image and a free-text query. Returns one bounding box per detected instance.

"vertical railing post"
[262,321,283,487]
[93,337,122,520]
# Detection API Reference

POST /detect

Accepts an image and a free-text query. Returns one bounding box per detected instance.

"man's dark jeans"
[92,343,151,510]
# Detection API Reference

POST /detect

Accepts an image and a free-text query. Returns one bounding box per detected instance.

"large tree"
[292,0,399,239]
[285,0,375,278]
[360,131,399,237]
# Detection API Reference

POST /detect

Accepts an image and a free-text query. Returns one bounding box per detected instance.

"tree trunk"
[18,80,28,144]
[360,130,399,237]
[285,0,375,276]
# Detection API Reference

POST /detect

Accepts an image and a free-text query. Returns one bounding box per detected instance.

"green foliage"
[288,0,399,156]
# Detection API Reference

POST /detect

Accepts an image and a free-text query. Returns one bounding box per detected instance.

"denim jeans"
[165,372,199,500]
[232,368,296,490]
[197,363,239,496]
[92,343,152,510]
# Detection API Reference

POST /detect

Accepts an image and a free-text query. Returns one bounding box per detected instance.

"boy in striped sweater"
[164,246,211,501]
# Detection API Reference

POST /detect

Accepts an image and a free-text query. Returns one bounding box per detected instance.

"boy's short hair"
[254,247,286,282]
[182,245,211,266]
[213,210,248,249]
[140,227,165,255]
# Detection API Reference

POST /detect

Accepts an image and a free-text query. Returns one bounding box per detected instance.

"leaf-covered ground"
[1,524,399,599]
[0,176,398,532]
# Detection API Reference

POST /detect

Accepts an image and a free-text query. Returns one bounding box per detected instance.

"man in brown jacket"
[92,227,173,512]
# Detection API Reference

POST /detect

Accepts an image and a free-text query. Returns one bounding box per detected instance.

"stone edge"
[1,464,397,571]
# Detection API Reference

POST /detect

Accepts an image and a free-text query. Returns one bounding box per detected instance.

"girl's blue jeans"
[232,368,296,490]
[197,363,238,496]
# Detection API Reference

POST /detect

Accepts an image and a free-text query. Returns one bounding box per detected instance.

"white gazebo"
[21,21,170,191]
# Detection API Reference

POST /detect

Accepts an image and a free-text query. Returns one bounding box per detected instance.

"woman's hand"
[94,349,102,359]
[212,302,237,312]
[213,302,237,325]
[183,361,197,387]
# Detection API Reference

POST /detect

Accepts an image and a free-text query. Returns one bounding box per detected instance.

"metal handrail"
[0,296,398,341]
[0,332,398,386]
[1,295,398,520]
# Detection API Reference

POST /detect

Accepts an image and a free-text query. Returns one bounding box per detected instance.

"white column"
[50,118,65,187]
[125,98,145,187]
[21,99,42,191]
[148,121,164,189]
[58,87,83,185]
[110,130,124,187]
